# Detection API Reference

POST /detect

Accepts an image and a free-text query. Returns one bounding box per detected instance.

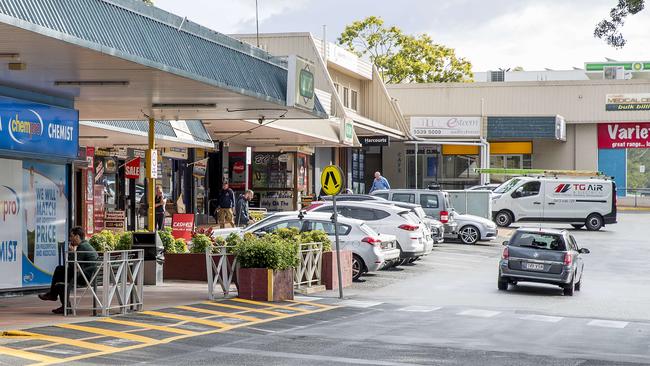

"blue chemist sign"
[0,96,79,159]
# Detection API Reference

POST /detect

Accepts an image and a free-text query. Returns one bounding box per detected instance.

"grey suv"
[498,228,590,296]
[370,189,458,235]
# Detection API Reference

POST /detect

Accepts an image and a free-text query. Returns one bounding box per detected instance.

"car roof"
[321,194,387,201]
[373,189,444,194]
[314,200,409,213]
[515,227,567,235]
[264,211,365,225]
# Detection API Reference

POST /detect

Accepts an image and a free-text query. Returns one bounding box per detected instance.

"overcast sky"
[154,0,650,71]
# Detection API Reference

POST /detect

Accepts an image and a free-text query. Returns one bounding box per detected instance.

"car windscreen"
[509,232,566,251]
[494,178,522,194]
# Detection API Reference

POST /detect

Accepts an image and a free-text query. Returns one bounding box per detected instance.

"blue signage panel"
[0,95,79,159]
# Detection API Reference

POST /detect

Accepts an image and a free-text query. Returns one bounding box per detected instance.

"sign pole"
[332,194,344,299]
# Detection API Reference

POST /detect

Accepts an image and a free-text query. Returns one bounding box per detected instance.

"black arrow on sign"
[325,170,340,189]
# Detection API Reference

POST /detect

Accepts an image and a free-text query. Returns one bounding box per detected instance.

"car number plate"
[523,262,545,271]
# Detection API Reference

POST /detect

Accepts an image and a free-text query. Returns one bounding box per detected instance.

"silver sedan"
[446,211,498,245]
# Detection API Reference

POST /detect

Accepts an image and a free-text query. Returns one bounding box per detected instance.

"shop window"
[351,90,358,111]
[442,155,479,179]
[343,87,349,108]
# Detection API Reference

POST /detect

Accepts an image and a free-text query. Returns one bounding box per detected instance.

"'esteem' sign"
[410,116,481,137]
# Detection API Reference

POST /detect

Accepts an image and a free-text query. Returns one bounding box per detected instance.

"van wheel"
[459,225,480,245]
[571,224,584,230]
[585,214,603,231]
[495,211,513,227]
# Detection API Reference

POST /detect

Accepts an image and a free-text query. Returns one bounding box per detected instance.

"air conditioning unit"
[604,66,625,80]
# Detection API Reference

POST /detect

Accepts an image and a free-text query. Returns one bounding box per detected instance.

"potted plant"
[163,231,210,281]
[300,230,353,290]
[232,232,298,302]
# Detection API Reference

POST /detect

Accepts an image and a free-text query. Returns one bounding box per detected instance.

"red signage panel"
[598,122,650,149]
[172,214,195,242]
[125,157,141,179]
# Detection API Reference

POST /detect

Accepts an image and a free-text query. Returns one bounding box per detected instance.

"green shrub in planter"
[299,230,332,252]
[226,232,244,247]
[232,233,299,270]
[212,236,226,253]
[174,238,188,253]
[191,234,213,254]
[89,230,117,252]
[275,227,300,240]
[115,232,133,251]
[159,230,176,254]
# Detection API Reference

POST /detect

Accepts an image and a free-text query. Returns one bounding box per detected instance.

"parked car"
[308,201,427,263]
[212,211,400,281]
[467,183,500,191]
[318,194,387,202]
[369,189,458,236]
[451,212,498,245]
[498,228,589,296]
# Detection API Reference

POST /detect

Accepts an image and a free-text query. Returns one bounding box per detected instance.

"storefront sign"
[341,118,354,146]
[104,158,117,174]
[171,214,194,241]
[127,148,146,159]
[125,157,141,179]
[0,95,78,158]
[0,159,68,290]
[606,93,650,111]
[104,210,125,232]
[410,116,481,137]
[147,149,158,179]
[287,55,316,112]
[93,185,104,233]
[598,122,650,149]
[162,147,188,160]
[259,191,293,211]
[360,135,389,146]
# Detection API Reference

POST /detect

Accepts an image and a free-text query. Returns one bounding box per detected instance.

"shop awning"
[347,111,406,140]
[80,120,214,148]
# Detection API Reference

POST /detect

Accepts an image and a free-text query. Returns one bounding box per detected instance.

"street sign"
[320,165,344,196]
[147,149,158,179]
[125,157,141,179]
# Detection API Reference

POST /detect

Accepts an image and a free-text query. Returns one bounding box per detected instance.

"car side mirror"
[254,230,267,237]
[511,190,521,199]
[579,248,590,254]
[502,241,509,246]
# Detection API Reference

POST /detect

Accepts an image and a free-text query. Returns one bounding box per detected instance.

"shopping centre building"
[386,62,650,194]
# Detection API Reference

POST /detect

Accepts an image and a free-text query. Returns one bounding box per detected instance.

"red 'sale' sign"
[125,157,141,179]
[172,214,195,242]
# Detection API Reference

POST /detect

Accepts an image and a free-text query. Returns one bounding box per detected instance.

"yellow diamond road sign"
[321,165,344,196]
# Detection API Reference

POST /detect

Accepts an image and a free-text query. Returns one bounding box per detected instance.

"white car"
[447,211,498,245]
[212,211,400,281]
[308,201,428,263]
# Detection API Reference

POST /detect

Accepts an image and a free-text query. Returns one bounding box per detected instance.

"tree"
[338,16,472,83]
[143,0,153,4]
[595,0,645,48]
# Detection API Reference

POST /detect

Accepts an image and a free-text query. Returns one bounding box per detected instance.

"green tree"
[143,0,153,4]
[338,16,472,83]
[595,0,645,48]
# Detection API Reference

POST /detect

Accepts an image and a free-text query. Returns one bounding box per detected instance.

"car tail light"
[440,211,449,223]
[502,247,509,260]
[361,237,382,245]
[564,253,572,266]
[305,202,324,211]
[398,224,419,231]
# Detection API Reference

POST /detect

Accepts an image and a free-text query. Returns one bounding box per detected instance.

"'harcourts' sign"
[0,96,78,159]
[410,116,481,137]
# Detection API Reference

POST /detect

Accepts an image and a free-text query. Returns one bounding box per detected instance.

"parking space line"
[231,298,310,312]
[587,319,628,329]
[175,305,261,322]
[457,309,501,318]
[338,300,384,308]
[100,318,196,336]
[288,299,332,308]
[519,314,563,323]
[56,323,157,344]
[398,306,442,313]
[0,345,60,363]
[6,330,118,352]
[140,311,232,329]
[201,301,287,316]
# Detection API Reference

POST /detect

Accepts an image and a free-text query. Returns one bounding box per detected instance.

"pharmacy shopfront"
[0,95,78,292]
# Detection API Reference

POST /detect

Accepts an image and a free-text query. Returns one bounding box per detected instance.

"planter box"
[163,253,207,281]
[237,268,293,302]
[322,250,353,290]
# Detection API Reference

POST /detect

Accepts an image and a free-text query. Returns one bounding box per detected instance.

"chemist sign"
[0,95,79,159]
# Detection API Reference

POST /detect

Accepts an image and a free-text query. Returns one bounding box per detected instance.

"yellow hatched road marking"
[231,298,310,312]
[56,323,157,344]
[201,301,286,316]
[100,318,196,336]
[6,330,117,352]
[0,345,59,363]
[288,299,333,309]
[175,305,261,322]
[141,311,231,329]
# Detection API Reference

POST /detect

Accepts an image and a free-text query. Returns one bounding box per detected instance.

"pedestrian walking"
[235,189,255,227]
[154,185,167,231]
[369,171,391,193]
[215,182,236,228]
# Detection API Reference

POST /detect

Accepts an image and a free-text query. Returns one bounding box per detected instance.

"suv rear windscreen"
[509,232,566,251]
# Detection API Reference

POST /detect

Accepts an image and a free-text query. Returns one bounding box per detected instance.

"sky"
[153,0,650,71]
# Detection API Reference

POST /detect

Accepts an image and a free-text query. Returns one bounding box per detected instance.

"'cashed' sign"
[598,122,650,149]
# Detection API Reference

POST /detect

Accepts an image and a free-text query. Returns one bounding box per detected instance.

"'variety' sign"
[598,122,650,149]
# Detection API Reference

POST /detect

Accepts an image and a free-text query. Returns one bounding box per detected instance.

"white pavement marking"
[587,319,629,329]
[457,309,501,318]
[338,300,384,308]
[519,314,563,323]
[398,306,442,313]
[294,296,323,302]
[209,346,428,366]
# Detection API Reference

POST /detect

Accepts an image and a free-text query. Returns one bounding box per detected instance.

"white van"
[491,176,617,231]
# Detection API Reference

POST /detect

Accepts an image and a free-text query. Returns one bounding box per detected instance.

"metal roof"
[0,0,324,114]
[82,120,213,144]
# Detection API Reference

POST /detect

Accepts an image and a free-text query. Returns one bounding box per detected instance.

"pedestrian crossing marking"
[175,305,261,322]
[140,311,232,329]
[5,330,118,352]
[100,318,196,336]
[0,345,59,363]
[56,323,157,344]
[289,299,331,308]
[231,298,309,312]
[201,301,287,316]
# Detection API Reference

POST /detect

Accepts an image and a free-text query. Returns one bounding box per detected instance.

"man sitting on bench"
[38,226,98,314]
